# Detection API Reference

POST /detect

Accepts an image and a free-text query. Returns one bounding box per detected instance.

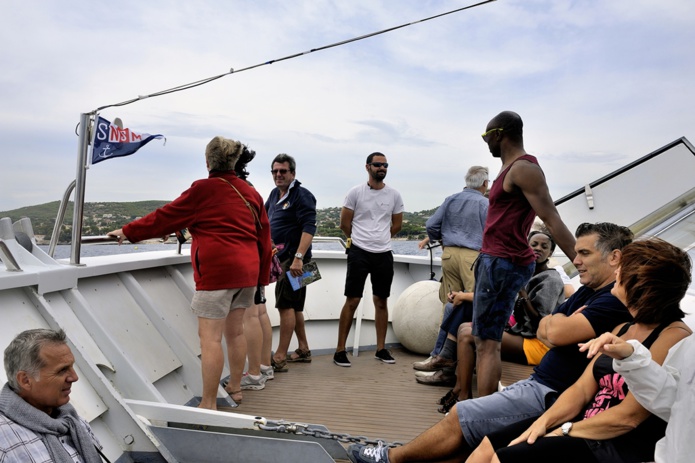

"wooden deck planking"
[221,348,533,448]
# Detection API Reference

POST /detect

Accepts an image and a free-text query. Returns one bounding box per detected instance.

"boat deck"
[221,348,534,448]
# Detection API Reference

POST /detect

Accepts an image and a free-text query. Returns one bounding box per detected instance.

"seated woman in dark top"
[502,230,566,366]
[467,238,692,463]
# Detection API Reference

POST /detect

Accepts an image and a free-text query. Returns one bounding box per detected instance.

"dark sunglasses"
[369,162,389,168]
[271,169,290,175]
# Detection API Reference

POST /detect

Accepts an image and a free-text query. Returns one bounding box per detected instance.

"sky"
[1,0,694,214]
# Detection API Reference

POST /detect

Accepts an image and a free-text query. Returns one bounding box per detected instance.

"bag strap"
[218,177,262,230]
[96,445,112,463]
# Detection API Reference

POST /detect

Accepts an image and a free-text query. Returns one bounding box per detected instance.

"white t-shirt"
[553,264,572,285]
[614,337,695,463]
[343,183,404,253]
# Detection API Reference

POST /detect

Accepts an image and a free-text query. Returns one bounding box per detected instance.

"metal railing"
[311,236,347,248]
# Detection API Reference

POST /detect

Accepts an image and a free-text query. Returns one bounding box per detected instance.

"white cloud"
[1,0,694,216]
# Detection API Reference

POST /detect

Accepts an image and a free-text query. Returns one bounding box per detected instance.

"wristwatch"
[561,421,573,436]
[294,252,303,260]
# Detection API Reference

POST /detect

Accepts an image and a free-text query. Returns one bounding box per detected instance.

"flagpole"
[70,112,93,265]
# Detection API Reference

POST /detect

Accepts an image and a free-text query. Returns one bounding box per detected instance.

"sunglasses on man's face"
[271,169,290,175]
[481,127,503,143]
[369,162,389,168]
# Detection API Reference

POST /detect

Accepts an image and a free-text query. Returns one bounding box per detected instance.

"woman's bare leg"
[224,308,247,402]
[243,305,262,376]
[197,317,226,410]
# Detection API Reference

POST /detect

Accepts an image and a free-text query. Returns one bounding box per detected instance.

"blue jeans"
[472,254,534,341]
[457,378,558,447]
[430,301,473,356]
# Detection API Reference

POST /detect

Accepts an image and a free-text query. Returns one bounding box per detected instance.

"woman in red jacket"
[109,136,272,409]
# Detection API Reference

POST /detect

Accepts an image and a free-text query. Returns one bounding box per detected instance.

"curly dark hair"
[528,229,556,254]
[618,238,691,324]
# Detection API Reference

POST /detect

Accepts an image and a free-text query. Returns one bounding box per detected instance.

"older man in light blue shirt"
[426,165,489,302]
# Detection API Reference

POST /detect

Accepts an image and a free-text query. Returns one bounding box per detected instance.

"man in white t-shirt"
[334,152,405,367]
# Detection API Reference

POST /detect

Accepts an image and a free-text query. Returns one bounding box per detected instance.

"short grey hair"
[575,223,634,258]
[4,329,67,392]
[271,153,296,172]
[465,166,489,189]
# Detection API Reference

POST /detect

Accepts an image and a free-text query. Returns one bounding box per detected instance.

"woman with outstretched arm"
[467,238,692,463]
[580,327,694,463]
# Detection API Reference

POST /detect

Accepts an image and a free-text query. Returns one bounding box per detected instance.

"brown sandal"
[228,390,242,404]
[438,393,457,414]
[272,357,289,372]
[220,378,243,403]
[286,348,312,363]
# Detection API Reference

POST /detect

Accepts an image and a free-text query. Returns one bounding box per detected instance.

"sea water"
[40,240,442,260]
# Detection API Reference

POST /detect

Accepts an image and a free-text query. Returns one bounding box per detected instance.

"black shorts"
[489,417,620,463]
[344,245,394,299]
[274,257,307,311]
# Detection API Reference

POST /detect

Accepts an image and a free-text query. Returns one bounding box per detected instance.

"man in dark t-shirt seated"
[346,223,634,463]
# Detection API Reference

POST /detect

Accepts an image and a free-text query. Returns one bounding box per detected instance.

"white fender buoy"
[392,280,443,355]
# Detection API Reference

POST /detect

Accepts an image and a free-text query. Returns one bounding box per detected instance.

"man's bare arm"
[391,212,403,237]
[537,310,595,348]
[340,207,354,238]
[510,161,577,261]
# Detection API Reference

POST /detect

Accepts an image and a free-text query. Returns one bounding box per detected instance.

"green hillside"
[0,202,438,243]
[0,201,170,242]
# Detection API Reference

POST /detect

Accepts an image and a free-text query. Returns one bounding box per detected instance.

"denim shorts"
[191,287,255,319]
[472,254,534,341]
[457,377,557,448]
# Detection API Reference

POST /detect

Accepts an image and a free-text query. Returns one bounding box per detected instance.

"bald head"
[488,111,523,144]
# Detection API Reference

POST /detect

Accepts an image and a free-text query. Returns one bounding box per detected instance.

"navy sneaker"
[375,349,396,364]
[346,442,390,463]
[333,350,351,367]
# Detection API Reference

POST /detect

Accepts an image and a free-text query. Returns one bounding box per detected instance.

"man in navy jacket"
[265,153,317,371]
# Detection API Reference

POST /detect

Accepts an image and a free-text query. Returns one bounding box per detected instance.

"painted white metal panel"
[76,275,182,383]
[131,267,200,355]
[37,290,114,371]
[556,141,695,234]
[300,252,349,321]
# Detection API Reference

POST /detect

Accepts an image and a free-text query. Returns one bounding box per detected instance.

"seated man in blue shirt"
[347,222,634,463]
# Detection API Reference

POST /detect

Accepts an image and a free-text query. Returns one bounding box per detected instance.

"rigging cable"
[95,0,496,112]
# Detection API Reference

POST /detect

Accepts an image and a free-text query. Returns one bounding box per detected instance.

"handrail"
[80,235,122,244]
[424,241,442,280]
[79,234,184,255]
[55,234,346,259]
[48,180,77,258]
[312,236,347,249]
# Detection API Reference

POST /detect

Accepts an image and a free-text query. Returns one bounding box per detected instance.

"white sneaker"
[413,356,434,369]
[260,364,274,381]
[414,370,437,378]
[240,373,266,390]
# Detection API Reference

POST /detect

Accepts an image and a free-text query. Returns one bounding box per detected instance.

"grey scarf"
[0,383,101,463]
